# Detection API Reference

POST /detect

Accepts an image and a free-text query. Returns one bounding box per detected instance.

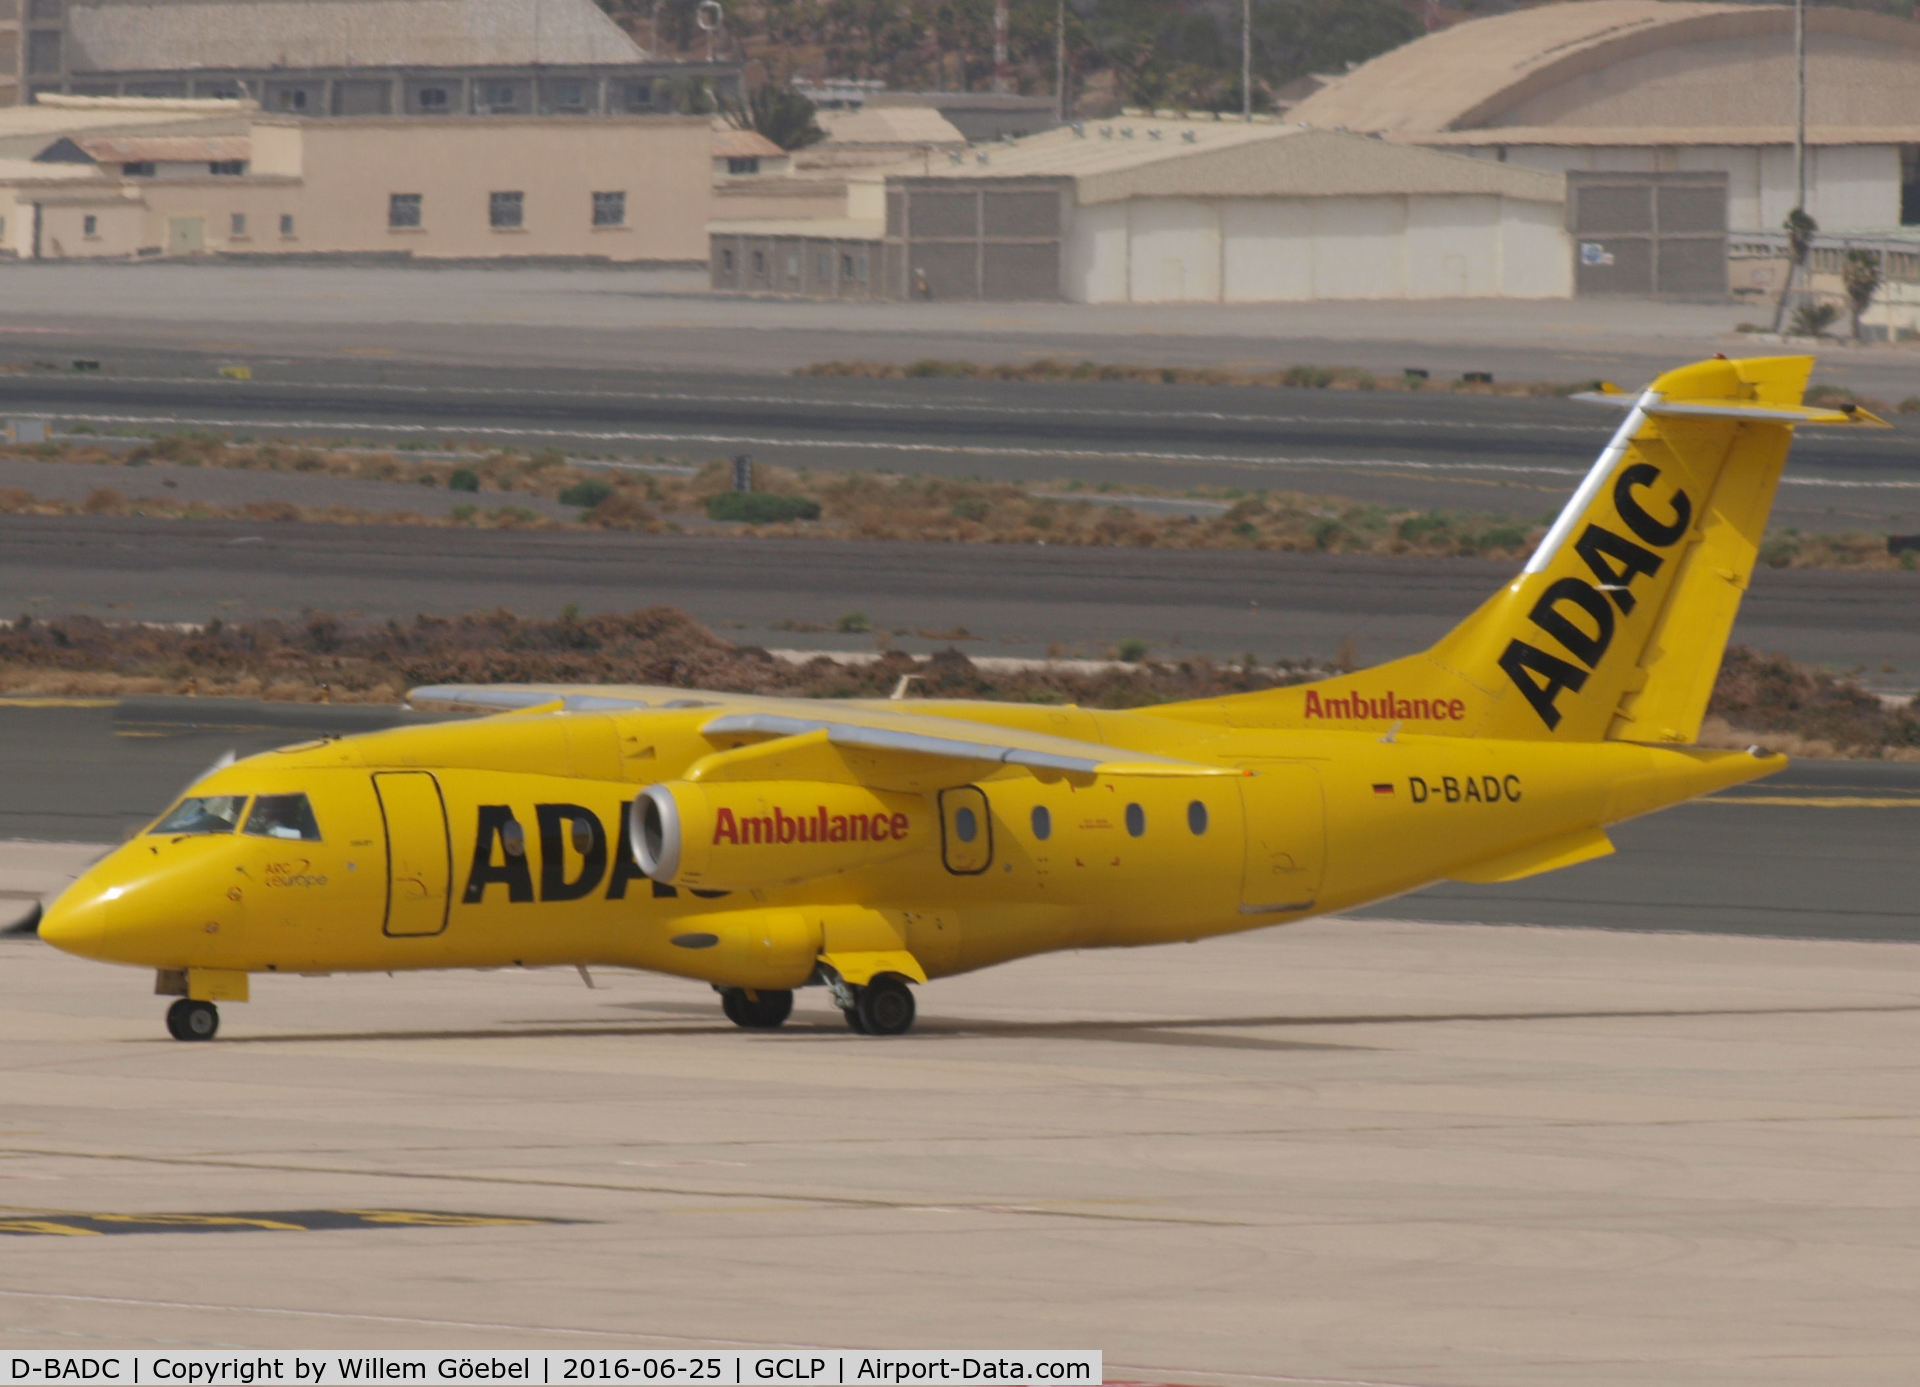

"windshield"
[244,793,322,842]
[151,795,249,836]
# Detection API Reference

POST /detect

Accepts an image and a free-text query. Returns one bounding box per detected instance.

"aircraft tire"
[720,987,793,1029]
[853,975,916,1036]
[841,1001,869,1034]
[165,998,219,1042]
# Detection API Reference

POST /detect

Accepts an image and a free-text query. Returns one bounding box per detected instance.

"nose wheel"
[718,987,793,1029]
[165,998,219,1042]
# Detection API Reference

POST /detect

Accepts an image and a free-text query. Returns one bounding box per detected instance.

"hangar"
[1289,0,1920,236]
[711,117,1570,302]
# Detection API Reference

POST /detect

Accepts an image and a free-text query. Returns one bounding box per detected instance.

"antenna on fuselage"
[890,674,921,701]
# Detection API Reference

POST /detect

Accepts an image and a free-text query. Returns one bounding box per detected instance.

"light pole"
[1055,0,1066,123]
[1242,0,1252,121]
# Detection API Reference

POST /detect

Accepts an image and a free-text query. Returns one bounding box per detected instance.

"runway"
[8,516,1920,688]
[2,363,1916,534]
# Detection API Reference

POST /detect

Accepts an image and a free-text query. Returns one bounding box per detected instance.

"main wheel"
[853,974,916,1036]
[719,987,793,1029]
[165,998,218,1042]
[842,1003,869,1034]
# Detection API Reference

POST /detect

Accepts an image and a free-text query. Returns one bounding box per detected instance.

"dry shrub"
[585,491,660,530]
[1711,645,1920,755]
[80,487,125,515]
[242,499,301,523]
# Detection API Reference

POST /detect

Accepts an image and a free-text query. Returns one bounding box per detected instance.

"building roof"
[712,128,787,160]
[0,97,250,158]
[816,105,966,148]
[867,118,1565,206]
[0,158,110,184]
[1420,125,1920,149]
[1289,0,1920,137]
[64,0,648,74]
[73,134,251,162]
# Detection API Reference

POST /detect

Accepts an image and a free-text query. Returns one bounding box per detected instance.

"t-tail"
[1176,355,1887,743]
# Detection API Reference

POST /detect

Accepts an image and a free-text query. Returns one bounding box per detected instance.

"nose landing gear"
[165,998,219,1042]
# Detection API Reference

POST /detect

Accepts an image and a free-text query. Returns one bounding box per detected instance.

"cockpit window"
[244,793,322,842]
[151,795,249,836]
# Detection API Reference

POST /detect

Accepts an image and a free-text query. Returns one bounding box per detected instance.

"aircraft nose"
[37,884,115,959]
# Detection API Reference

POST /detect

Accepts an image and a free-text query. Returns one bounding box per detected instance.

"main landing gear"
[841,974,916,1037]
[719,987,794,1029]
[165,998,219,1042]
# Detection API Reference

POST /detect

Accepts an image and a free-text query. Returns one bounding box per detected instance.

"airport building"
[1288,0,1920,295]
[710,116,1572,303]
[0,0,738,117]
[0,97,711,262]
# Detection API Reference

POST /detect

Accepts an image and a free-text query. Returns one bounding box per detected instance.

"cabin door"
[374,771,452,937]
[1237,762,1325,916]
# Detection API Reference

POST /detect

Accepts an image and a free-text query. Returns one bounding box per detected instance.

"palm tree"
[1842,248,1883,341]
[723,83,827,151]
[1771,206,1818,333]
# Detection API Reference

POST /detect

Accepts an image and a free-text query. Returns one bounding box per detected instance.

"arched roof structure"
[1289,1,1920,145]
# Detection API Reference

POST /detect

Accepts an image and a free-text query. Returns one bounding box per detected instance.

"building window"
[490,190,523,229]
[121,161,154,177]
[817,251,831,279]
[276,89,308,111]
[551,80,585,110]
[1903,146,1920,226]
[81,213,96,236]
[721,248,734,270]
[230,212,246,237]
[623,81,653,110]
[389,192,422,229]
[752,250,765,275]
[208,159,245,176]
[726,156,760,175]
[591,190,625,227]
[25,29,60,75]
[416,86,449,112]
[280,213,294,236]
[482,82,518,111]
[841,253,854,276]
[29,0,63,18]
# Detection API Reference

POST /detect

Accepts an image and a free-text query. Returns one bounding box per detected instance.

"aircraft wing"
[408,683,1237,780]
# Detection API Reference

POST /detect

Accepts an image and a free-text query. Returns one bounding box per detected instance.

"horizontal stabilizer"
[1446,827,1614,883]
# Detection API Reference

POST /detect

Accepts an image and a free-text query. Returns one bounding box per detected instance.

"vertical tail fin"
[1177,356,1887,743]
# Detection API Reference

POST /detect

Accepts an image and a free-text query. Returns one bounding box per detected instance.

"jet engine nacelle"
[632,779,926,891]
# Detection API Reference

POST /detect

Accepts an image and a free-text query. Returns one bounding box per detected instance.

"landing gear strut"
[165,998,219,1042]
[719,987,793,1029]
[843,974,915,1036]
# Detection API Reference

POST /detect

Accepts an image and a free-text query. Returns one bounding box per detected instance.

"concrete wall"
[1483,142,1902,233]
[1067,193,1571,304]
[282,117,710,260]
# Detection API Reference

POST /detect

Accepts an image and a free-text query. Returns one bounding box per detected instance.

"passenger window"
[244,793,322,841]
[1030,805,1051,840]
[954,806,978,843]
[152,795,249,836]
[1125,803,1145,837]
[1188,800,1208,835]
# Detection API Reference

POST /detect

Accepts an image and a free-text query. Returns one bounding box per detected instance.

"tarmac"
[3,263,1918,399]
[7,516,1920,689]
[6,914,1920,1384]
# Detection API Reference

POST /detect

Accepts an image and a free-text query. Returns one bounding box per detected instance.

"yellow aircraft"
[39,356,1883,1040]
